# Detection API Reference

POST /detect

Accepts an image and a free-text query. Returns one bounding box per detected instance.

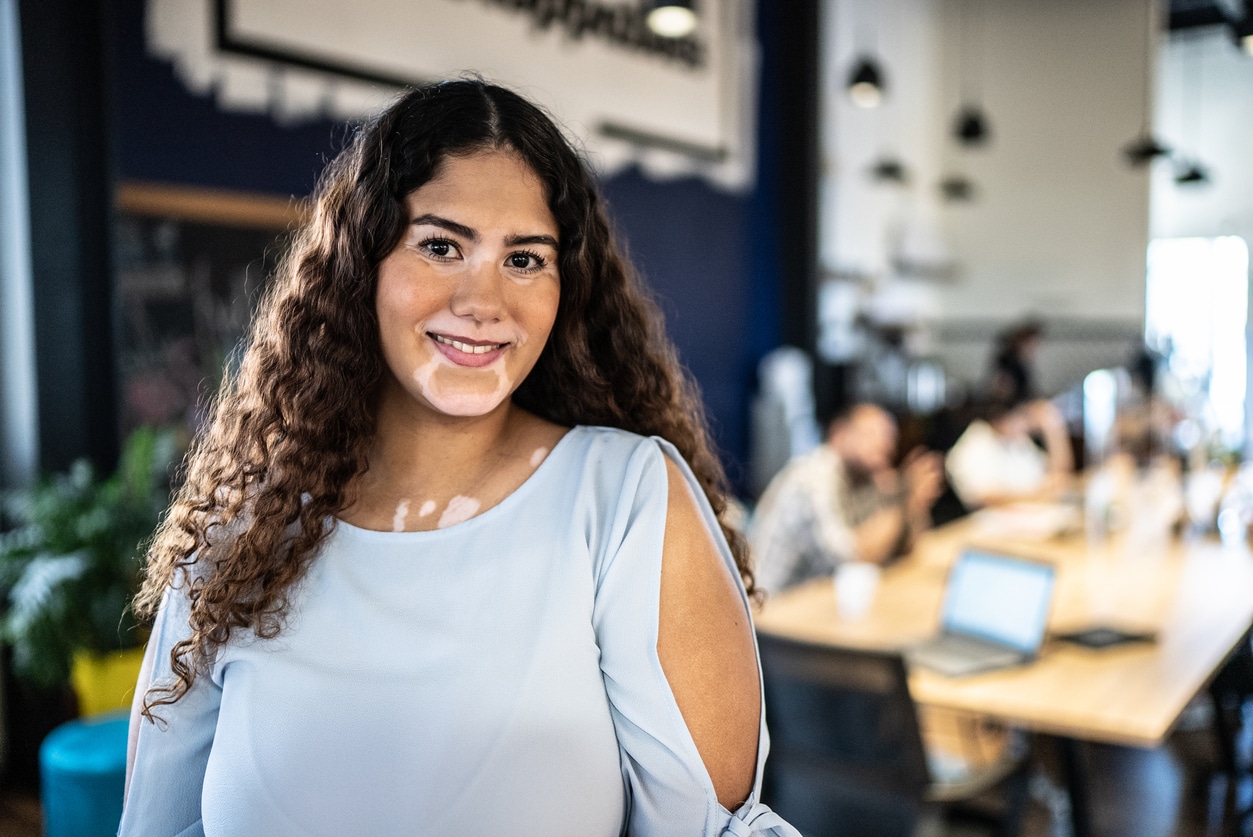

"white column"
[0,0,39,487]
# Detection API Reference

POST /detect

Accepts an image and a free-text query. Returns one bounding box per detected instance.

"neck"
[339,379,566,533]
[362,387,519,501]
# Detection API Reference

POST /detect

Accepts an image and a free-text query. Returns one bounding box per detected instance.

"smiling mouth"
[430,333,509,355]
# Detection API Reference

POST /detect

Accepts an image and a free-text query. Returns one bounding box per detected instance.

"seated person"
[945,398,1074,509]
[749,403,944,594]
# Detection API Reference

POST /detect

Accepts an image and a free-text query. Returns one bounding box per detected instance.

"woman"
[121,80,797,836]
[988,319,1044,405]
[945,397,1074,509]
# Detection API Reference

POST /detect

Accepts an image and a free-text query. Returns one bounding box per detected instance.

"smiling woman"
[374,151,561,423]
[118,79,798,837]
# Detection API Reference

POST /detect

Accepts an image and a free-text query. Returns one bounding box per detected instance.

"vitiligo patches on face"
[438,495,482,529]
[392,499,410,533]
[418,500,436,518]
[529,447,549,468]
[413,355,512,417]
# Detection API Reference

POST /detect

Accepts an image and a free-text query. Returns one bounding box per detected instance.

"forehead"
[404,150,556,233]
[851,406,895,435]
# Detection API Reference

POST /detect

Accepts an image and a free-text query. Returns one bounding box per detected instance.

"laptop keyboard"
[908,633,1025,675]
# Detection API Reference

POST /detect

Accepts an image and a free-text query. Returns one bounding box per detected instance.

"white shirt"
[945,420,1048,507]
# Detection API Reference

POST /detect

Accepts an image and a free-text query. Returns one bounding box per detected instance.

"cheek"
[520,283,561,344]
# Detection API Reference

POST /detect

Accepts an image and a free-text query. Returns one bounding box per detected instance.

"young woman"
[121,80,797,836]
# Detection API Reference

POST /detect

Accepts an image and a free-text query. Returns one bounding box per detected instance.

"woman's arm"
[118,582,220,837]
[593,436,799,836]
[125,624,160,797]
[656,458,760,810]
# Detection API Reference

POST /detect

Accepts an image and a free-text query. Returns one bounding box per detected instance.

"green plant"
[0,428,175,689]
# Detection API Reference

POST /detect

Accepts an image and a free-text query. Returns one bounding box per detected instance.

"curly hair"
[134,79,755,716]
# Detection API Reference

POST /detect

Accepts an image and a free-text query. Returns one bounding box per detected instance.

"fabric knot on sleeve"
[720,799,800,836]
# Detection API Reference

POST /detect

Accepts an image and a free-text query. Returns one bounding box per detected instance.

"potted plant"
[0,428,174,715]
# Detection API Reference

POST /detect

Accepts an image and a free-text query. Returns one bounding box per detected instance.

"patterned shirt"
[749,445,898,594]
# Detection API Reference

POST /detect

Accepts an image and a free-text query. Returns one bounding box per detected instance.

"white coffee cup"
[835,561,881,620]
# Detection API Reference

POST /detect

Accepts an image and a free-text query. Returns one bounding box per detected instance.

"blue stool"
[39,711,129,837]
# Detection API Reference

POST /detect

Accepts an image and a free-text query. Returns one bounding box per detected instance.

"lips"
[428,332,509,368]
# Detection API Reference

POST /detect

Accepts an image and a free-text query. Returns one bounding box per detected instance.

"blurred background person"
[945,398,1074,509]
[750,403,944,594]
[988,319,1045,405]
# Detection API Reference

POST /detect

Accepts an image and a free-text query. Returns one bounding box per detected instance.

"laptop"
[906,549,1056,677]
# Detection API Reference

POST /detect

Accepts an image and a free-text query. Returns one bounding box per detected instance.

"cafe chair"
[758,633,1030,837]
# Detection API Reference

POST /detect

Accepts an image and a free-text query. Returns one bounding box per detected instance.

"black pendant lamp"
[952,0,992,147]
[939,175,976,202]
[1123,133,1172,166]
[1168,35,1213,187]
[870,155,910,185]
[1123,0,1171,168]
[646,1,697,38]
[1174,160,1210,186]
[953,105,991,146]
[847,57,886,108]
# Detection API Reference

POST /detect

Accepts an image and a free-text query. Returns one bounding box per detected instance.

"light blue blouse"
[120,426,798,837]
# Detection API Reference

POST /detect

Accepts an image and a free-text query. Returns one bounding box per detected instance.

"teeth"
[433,334,504,354]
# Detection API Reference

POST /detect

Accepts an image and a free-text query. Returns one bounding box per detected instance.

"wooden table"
[753,515,1253,834]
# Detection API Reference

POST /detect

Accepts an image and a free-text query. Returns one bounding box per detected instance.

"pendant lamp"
[939,175,975,202]
[1123,134,1172,166]
[847,57,886,108]
[647,1,697,38]
[870,155,910,185]
[952,0,992,147]
[1123,0,1171,168]
[1174,160,1210,186]
[1166,33,1212,186]
[953,106,991,146]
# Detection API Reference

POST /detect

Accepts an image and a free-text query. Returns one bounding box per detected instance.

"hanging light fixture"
[646,1,698,39]
[1174,160,1210,186]
[939,174,976,202]
[953,106,990,146]
[1123,0,1171,168]
[1170,37,1213,187]
[846,4,886,108]
[952,0,992,147]
[847,57,886,108]
[1123,134,1172,166]
[869,155,910,185]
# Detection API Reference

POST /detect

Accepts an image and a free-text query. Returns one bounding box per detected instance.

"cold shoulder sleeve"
[118,578,220,837]
[591,436,800,837]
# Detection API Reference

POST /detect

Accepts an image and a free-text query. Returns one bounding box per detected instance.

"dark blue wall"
[108,0,785,492]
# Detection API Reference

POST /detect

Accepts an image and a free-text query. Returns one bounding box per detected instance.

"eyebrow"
[504,233,560,250]
[410,214,559,251]
[411,214,477,241]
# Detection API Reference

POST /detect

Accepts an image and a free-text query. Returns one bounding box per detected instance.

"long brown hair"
[135,79,754,716]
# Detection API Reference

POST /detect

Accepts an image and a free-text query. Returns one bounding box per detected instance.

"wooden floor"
[0,724,1240,837]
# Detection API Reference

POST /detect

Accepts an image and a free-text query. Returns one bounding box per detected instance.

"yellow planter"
[70,646,146,717]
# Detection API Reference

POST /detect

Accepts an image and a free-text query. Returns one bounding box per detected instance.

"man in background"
[750,403,944,594]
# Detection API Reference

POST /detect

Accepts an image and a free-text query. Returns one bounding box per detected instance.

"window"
[1145,236,1249,451]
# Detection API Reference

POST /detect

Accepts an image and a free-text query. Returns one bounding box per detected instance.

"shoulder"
[952,420,994,449]
[561,425,677,486]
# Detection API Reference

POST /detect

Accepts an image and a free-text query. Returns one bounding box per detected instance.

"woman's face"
[375,149,561,419]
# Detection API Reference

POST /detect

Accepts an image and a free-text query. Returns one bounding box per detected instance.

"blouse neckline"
[333,425,579,542]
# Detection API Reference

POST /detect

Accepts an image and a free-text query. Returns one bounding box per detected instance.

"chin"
[424,394,511,418]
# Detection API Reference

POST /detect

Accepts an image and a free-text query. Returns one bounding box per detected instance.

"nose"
[450,260,506,323]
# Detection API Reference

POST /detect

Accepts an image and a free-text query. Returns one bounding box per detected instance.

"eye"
[418,237,459,260]
[507,250,547,272]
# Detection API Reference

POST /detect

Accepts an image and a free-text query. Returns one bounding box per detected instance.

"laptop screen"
[941,550,1055,654]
